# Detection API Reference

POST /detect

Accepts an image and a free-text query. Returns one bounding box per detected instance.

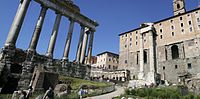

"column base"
[146,72,156,84]
[138,72,145,80]
[45,53,53,59]
[46,58,55,72]
[18,61,34,90]
[61,58,69,68]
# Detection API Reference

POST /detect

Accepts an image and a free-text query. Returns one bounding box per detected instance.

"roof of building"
[96,51,119,57]
[119,7,200,36]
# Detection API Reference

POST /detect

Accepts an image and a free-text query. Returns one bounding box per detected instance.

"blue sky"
[0,0,198,61]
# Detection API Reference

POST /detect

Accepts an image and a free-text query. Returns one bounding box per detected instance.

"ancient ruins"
[0,0,98,93]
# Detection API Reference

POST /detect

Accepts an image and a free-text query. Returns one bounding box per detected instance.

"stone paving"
[84,86,125,99]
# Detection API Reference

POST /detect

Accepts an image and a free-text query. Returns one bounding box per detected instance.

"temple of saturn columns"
[0,0,98,93]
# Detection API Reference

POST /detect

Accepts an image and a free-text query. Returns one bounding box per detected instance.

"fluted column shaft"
[139,33,144,72]
[149,31,155,72]
[28,6,47,52]
[75,26,85,62]
[63,19,75,60]
[5,0,31,48]
[86,31,94,64]
[80,31,89,64]
[46,13,62,58]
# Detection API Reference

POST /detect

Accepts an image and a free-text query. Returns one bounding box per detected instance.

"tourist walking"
[43,87,54,99]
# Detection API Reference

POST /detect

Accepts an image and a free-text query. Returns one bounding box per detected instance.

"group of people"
[11,86,54,99]
[11,85,87,99]
[12,86,33,99]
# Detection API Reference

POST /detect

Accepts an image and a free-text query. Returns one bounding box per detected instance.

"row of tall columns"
[3,0,95,65]
[4,0,31,49]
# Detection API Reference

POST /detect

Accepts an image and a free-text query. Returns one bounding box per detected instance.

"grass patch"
[59,76,112,90]
[0,94,12,99]
[1,76,113,99]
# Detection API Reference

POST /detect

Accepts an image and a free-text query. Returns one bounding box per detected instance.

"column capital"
[68,17,75,22]
[80,24,86,28]
[40,4,48,9]
[89,28,96,33]
[55,11,61,15]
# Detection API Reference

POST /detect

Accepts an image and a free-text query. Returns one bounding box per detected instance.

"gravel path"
[84,86,125,99]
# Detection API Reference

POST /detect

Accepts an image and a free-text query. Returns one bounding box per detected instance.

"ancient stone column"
[62,19,75,60]
[75,25,85,63]
[4,0,31,48]
[138,33,144,80]
[86,30,94,64]
[148,30,156,84]
[149,31,155,72]
[46,13,62,58]
[80,30,89,64]
[28,6,48,52]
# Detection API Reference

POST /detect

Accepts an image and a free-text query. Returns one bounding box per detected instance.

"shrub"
[136,88,147,97]
[125,88,136,95]
[196,95,200,99]
[183,93,195,99]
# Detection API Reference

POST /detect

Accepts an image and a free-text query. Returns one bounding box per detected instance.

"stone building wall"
[157,38,200,83]
[119,5,200,83]
[96,52,119,70]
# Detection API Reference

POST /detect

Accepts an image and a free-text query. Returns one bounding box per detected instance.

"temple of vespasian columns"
[0,0,98,93]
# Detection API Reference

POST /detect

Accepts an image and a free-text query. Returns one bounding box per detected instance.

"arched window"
[171,45,179,59]
[144,50,147,63]
[177,4,180,9]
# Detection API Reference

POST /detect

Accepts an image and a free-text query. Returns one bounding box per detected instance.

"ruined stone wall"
[119,49,152,80]
[157,37,200,84]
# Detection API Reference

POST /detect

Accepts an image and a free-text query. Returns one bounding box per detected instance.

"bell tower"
[173,0,186,16]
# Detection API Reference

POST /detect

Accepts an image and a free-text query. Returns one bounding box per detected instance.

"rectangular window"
[180,17,183,20]
[190,27,193,32]
[188,63,192,69]
[172,32,175,36]
[125,60,127,64]
[175,65,178,69]
[181,29,184,33]
[198,25,200,29]
[197,18,200,23]
[130,38,132,41]
[137,53,139,65]
[160,29,163,33]
[163,66,165,70]
[181,23,184,27]
[160,35,163,39]
[189,21,192,25]
[171,26,174,29]
[170,20,173,23]
[136,42,138,45]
